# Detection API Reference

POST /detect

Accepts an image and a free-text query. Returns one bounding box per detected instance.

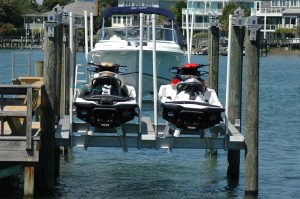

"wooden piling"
[24,164,34,198]
[38,25,57,191]
[208,26,219,94]
[56,24,63,122]
[60,26,67,116]
[244,27,260,196]
[55,24,65,178]
[227,26,245,178]
[64,26,70,114]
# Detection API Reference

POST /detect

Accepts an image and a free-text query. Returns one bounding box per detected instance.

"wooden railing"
[0,79,44,152]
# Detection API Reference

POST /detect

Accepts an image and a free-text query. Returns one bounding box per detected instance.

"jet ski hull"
[74,102,137,128]
[161,102,224,130]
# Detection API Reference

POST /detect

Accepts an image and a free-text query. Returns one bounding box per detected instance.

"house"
[181,0,254,36]
[22,0,98,44]
[111,0,183,27]
[252,0,300,39]
[182,0,300,40]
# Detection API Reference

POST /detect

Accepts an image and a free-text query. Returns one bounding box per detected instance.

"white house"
[111,0,183,27]
[252,0,300,39]
[182,0,254,35]
[182,0,300,40]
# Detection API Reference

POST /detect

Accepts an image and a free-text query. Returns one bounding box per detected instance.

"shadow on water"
[0,175,24,198]
[0,148,246,199]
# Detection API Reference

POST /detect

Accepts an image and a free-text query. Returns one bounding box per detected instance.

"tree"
[295,23,300,37]
[220,1,251,36]
[219,1,237,36]
[94,0,118,31]
[275,28,296,38]
[0,0,34,35]
[170,0,187,28]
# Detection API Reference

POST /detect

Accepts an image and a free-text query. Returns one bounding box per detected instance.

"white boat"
[89,7,185,95]
[158,63,224,130]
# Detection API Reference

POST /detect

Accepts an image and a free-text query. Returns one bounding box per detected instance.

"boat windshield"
[98,26,177,43]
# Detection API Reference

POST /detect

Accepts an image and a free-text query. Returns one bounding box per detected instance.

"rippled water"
[0,49,300,199]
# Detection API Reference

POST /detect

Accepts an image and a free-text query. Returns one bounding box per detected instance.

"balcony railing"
[182,22,210,29]
[25,23,44,29]
[252,8,283,15]
[258,23,298,31]
[182,8,223,16]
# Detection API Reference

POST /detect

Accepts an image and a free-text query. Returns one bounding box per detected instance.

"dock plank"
[141,117,156,140]
[228,121,244,142]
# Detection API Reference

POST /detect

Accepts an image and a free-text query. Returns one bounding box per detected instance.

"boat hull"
[90,48,185,95]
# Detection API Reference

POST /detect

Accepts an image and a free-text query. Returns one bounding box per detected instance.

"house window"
[126,16,130,25]
[271,0,286,7]
[204,16,209,23]
[217,3,222,9]
[290,0,300,7]
[206,2,210,9]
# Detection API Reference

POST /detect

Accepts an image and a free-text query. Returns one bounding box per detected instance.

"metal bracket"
[234,7,244,18]
[44,22,58,38]
[232,7,245,27]
[209,13,219,27]
[246,16,258,41]
[47,5,69,24]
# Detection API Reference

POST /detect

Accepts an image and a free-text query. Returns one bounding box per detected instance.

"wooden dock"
[0,79,45,197]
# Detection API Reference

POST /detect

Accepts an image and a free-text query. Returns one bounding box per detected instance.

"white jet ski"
[158,63,224,130]
[74,62,138,128]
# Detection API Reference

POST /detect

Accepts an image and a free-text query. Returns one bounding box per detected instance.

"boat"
[73,62,138,128]
[88,7,185,95]
[158,63,224,130]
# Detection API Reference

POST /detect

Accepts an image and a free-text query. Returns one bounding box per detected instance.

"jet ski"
[158,63,224,130]
[74,62,138,128]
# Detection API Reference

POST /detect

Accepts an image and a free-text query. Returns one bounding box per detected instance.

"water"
[0,49,300,198]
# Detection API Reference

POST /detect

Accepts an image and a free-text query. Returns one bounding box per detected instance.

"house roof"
[62,1,98,16]
[282,9,300,16]
[23,1,98,17]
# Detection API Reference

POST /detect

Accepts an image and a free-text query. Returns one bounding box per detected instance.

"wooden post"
[207,26,219,94]
[227,26,245,177]
[244,27,260,196]
[56,24,63,121]
[39,24,57,191]
[24,164,34,198]
[60,25,67,116]
[21,37,24,50]
[54,23,64,178]
[64,25,70,114]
